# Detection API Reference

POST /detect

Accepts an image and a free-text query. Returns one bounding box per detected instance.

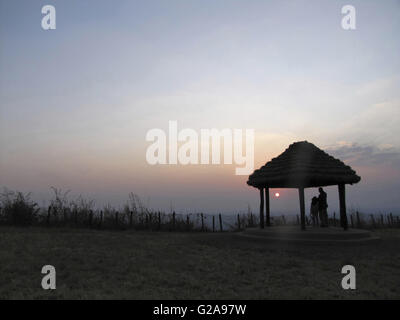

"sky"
[0,0,399,215]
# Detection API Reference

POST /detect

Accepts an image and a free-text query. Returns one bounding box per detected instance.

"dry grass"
[0,227,399,299]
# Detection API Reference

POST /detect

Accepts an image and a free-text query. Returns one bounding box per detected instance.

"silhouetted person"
[310,196,319,226]
[318,187,328,227]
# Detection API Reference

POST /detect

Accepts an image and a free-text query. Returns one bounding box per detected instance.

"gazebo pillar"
[265,188,271,227]
[259,188,265,229]
[298,187,306,230]
[338,184,348,230]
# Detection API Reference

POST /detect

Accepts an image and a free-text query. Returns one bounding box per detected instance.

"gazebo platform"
[238,226,380,245]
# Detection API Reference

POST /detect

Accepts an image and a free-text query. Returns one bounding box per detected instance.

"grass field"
[0,226,399,299]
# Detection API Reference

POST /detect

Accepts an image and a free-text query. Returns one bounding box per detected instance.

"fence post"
[172,211,176,231]
[333,212,336,227]
[74,208,78,226]
[282,215,286,225]
[63,208,67,225]
[350,214,354,228]
[186,214,190,231]
[390,213,394,226]
[47,206,51,226]
[212,216,215,232]
[115,211,119,227]
[237,214,241,230]
[130,211,133,228]
[201,213,204,232]
[100,210,103,228]
[89,210,93,227]
[356,211,361,228]
[219,213,223,232]
[158,212,161,230]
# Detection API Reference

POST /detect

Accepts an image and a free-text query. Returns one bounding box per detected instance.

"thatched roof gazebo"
[247,141,361,231]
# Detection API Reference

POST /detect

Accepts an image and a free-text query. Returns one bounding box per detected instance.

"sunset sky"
[1,0,399,214]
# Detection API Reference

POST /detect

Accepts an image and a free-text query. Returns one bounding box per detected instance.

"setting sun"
[275,192,280,198]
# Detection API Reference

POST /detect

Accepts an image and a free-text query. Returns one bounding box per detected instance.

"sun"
[275,192,280,198]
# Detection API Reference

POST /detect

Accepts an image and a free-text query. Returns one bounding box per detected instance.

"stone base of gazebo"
[238,226,380,245]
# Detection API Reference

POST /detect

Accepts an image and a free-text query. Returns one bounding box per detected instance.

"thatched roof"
[247,141,361,189]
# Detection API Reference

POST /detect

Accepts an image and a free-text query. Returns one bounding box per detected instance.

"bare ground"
[0,226,399,299]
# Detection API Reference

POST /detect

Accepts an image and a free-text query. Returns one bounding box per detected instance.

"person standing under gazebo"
[318,187,328,227]
[310,196,319,226]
